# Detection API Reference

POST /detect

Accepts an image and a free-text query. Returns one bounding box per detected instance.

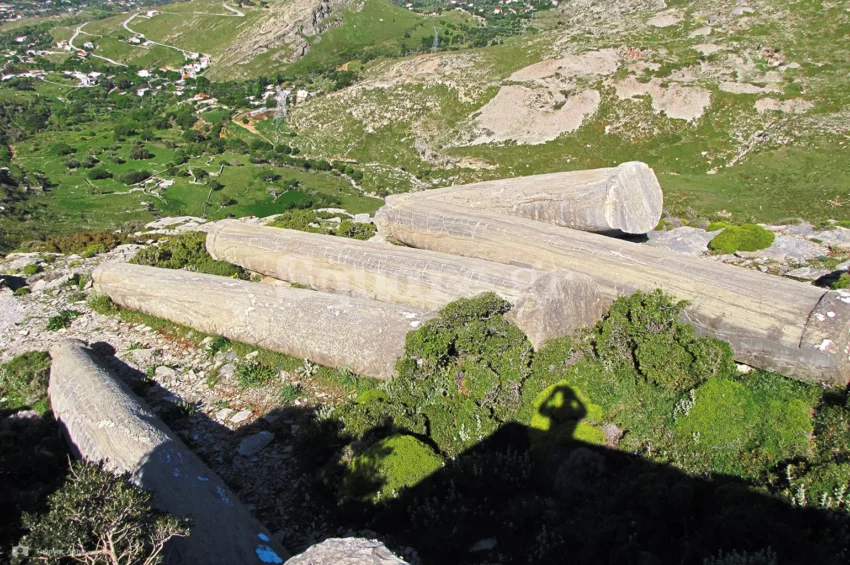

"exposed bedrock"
[375,198,850,385]
[92,263,429,380]
[48,340,289,565]
[396,161,662,234]
[206,222,606,349]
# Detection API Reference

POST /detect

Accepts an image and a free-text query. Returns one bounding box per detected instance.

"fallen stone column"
[375,197,850,385]
[48,340,289,565]
[206,222,606,349]
[92,263,430,380]
[397,161,662,234]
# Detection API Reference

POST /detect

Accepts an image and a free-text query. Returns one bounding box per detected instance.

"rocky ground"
[647,219,850,281]
[3,213,849,562]
[0,215,420,563]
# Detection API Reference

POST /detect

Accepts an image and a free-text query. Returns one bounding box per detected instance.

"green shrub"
[49,142,76,156]
[832,273,850,290]
[280,383,303,405]
[13,286,30,296]
[87,167,112,180]
[337,390,427,440]
[705,221,729,232]
[344,434,442,501]
[40,231,126,255]
[21,460,190,564]
[0,351,51,414]
[87,293,119,315]
[46,309,81,331]
[237,362,277,388]
[708,224,775,254]
[81,243,107,258]
[388,293,533,456]
[528,382,606,448]
[785,461,850,511]
[118,169,151,185]
[594,290,735,391]
[22,263,42,276]
[337,219,376,240]
[673,377,813,478]
[130,232,248,278]
[206,335,231,356]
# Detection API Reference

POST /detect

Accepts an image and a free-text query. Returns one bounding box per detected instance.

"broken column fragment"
[92,263,430,380]
[375,197,850,385]
[206,222,606,348]
[48,340,289,565]
[394,161,663,234]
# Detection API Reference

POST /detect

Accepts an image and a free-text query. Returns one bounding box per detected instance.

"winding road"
[68,22,127,67]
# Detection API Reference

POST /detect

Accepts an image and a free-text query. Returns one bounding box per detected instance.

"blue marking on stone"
[255,545,283,563]
[257,533,270,542]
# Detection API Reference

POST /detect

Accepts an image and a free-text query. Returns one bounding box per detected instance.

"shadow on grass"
[18,344,850,565]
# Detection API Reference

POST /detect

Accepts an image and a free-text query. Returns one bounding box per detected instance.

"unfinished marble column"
[92,263,430,379]
[206,222,606,348]
[396,161,662,234]
[48,340,289,565]
[375,197,850,385]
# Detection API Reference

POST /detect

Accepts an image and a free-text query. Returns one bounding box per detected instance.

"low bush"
[20,460,190,564]
[594,289,735,391]
[87,168,113,180]
[118,169,151,185]
[832,273,850,290]
[237,361,277,388]
[268,210,377,241]
[708,224,775,254]
[40,231,127,255]
[337,219,376,240]
[13,286,30,296]
[21,263,42,276]
[46,309,81,331]
[0,351,51,414]
[130,232,248,279]
[81,243,107,258]
[528,382,606,448]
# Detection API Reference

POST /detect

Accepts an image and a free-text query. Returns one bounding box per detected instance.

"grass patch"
[236,361,278,389]
[46,309,81,331]
[0,351,52,414]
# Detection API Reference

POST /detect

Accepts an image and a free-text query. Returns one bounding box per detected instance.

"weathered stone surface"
[284,538,406,565]
[375,197,850,384]
[207,222,606,349]
[786,267,830,281]
[93,263,431,379]
[812,227,850,250]
[395,161,662,234]
[239,431,275,457]
[48,340,289,565]
[646,227,719,256]
[737,235,826,262]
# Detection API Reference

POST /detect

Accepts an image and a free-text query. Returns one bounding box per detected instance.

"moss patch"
[674,377,813,478]
[345,434,443,501]
[708,224,775,254]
